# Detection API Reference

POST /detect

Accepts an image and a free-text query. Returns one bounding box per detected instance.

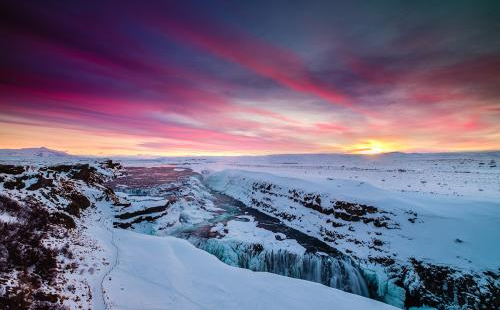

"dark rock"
[115,200,174,220]
[251,243,264,254]
[275,234,286,241]
[34,292,59,303]
[368,256,395,266]
[400,258,499,310]
[326,219,345,227]
[27,176,54,191]
[48,164,73,173]
[0,165,25,175]
[65,193,91,217]
[49,212,76,229]
[70,164,98,184]
[3,176,28,190]
[101,159,121,170]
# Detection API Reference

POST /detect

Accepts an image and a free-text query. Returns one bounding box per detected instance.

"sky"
[1,0,500,156]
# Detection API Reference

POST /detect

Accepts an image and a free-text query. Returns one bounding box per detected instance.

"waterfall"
[191,238,370,297]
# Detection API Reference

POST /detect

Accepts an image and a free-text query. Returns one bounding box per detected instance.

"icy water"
[180,191,343,256]
[173,187,370,297]
[112,166,370,297]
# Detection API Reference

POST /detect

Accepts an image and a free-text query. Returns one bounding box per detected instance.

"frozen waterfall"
[192,238,370,297]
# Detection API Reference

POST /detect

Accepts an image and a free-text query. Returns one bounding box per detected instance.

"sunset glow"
[1,1,500,156]
[346,140,394,155]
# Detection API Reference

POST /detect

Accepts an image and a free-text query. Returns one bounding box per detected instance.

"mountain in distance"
[0,147,74,159]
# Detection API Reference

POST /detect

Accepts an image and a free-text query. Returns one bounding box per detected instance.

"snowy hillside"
[0,160,122,309]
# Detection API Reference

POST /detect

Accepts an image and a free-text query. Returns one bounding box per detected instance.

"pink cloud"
[151,15,357,110]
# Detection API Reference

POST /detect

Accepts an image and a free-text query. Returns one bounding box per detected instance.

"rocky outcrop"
[0,165,25,175]
[115,200,175,220]
[399,259,499,310]
[0,161,123,310]
[251,182,398,230]
[0,196,69,310]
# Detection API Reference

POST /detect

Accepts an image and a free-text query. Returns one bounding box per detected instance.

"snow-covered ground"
[206,169,500,271]
[119,152,500,199]
[114,152,500,309]
[103,228,396,310]
[209,216,307,255]
[85,173,399,310]
[114,152,500,272]
[1,159,399,310]
[0,161,122,309]
[2,148,498,199]
[1,150,499,309]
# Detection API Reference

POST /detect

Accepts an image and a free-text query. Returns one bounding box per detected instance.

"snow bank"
[103,229,397,310]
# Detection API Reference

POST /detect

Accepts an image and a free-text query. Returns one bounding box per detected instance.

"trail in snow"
[98,216,119,310]
[98,216,211,310]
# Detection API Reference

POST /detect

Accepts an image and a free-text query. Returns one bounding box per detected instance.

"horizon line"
[1,146,500,159]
